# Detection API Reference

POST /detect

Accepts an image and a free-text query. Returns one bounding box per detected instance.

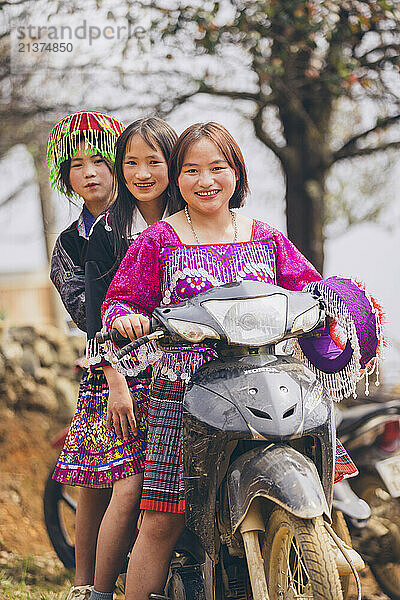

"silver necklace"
[184,205,238,244]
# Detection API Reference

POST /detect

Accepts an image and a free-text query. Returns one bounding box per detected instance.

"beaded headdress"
[47,110,124,191]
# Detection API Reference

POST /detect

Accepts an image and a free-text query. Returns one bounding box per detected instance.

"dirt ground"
[0,406,391,600]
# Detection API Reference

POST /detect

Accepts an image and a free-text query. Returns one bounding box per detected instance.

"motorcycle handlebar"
[95,329,131,347]
[96,328,165,360]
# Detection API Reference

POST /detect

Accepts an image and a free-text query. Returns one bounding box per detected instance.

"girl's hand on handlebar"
[112,313,150,342]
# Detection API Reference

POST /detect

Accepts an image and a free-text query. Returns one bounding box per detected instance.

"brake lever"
[116,330,165,360]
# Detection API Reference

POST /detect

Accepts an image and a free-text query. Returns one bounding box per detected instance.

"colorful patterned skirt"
[140,377,358,514]
[53,369,149,488]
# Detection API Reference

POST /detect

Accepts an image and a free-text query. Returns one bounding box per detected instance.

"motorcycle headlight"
[291,305,320,334]
[167,319,220,343]
[202,294,287,346]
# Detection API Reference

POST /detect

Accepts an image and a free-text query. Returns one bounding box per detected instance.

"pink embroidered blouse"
[101,220,321,380]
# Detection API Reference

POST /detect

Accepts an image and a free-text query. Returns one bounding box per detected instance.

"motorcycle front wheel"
[43,468,77,569]
[352,473,400,600]
[263,508,343,600]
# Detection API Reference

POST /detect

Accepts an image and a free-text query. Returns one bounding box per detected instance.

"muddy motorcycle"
[103,279,356,600]
[335,400,400,599]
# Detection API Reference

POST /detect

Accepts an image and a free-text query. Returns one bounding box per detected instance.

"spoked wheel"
[263,508,343,600]
[352,473,400,600]
[43,468,77,569]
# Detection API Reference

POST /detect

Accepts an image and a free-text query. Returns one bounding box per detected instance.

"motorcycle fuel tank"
[186,354,329,440]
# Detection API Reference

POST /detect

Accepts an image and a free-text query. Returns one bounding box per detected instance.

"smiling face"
[68,143,113,211]
[122,133,169,205]
[177,138,238,216]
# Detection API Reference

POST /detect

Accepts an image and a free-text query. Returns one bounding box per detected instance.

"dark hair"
[57,139,113,199]
[168,122,249,213]
[109,116,181,264]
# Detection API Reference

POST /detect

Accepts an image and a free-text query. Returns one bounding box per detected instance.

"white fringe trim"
[293,280,382,401]
[85,337,108,366]
[152,348,216,383]
[102,339,163,377]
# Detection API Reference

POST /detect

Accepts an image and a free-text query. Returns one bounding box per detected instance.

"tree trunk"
[277,97,328,275]
[31,147,65,328]
[32,150,57,263]
[285,168,325,275]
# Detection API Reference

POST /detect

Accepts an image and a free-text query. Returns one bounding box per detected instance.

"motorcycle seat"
[336,400,400,436]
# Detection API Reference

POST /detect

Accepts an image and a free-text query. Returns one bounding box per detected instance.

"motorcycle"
[334,399,400,599]
[101,279,360,600]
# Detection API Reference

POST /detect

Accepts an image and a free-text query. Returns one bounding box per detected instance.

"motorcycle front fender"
[227,444,331,534]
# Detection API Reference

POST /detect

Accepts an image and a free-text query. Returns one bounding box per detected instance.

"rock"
[57,340,76,368]
[69,335,86,355]
[1,325,85,417]
[1,341,23,364]
[33,338,57,368]
[55,376,78,419]
[20,377,36,395]
[25,385,58,413]
[9,325,36,345]
[20,347,40,376]
[34,367,56,388]
[3,384,17,407]
[36,324,65,350]
[11,365,25,380]
[0,406,14,422]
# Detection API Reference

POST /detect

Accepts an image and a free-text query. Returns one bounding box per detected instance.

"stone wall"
[0,325,85,419]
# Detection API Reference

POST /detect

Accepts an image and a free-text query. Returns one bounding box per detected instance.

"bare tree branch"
[196,81,271,105]
[252,105,287,165]
[0,0,32,7]
[0,178,33,209]
[358,44,400,60]
[334,140,400,161]
[333,114,400,162]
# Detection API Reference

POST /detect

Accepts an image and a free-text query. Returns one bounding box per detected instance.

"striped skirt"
[53,369,149,488]
[140,377,358,513]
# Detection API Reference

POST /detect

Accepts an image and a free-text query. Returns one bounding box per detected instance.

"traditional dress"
[48,111,149,488]
[102,220,382,511]
[52,212,152,488]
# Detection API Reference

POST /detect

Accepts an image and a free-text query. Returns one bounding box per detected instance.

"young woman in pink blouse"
[102,123,380,600]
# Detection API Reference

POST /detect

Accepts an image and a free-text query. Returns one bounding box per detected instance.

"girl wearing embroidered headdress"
[48,114,180,600]
[101,122,383,600]
[48,110,123,600]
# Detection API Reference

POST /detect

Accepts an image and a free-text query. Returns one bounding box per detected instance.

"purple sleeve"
[101,228,162,329]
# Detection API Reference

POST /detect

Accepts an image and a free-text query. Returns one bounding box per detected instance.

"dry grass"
[0,551,72,599]
[0,552,126,600]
